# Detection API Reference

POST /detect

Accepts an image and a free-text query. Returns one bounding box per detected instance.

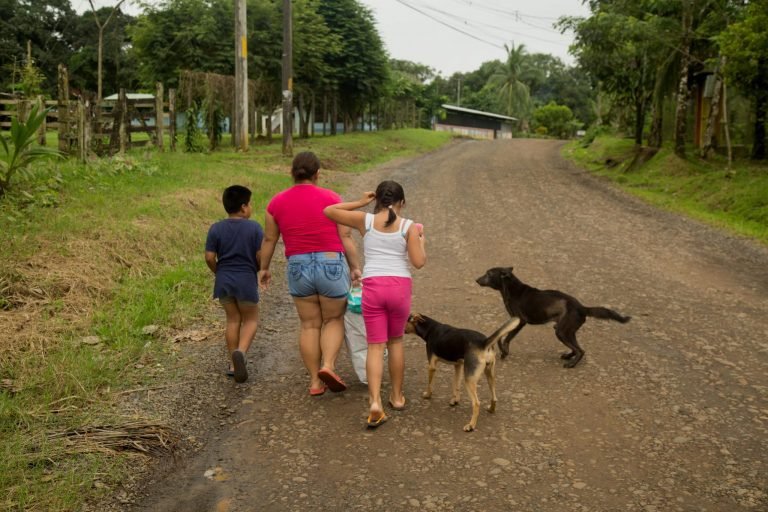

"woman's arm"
[258,212,280,289]
[323,192,375,235]
[406,224,426,269]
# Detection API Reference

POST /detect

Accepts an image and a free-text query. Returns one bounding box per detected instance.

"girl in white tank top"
[323,180,426,428]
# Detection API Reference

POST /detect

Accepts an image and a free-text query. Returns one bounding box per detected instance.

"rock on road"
[131,139,768,512]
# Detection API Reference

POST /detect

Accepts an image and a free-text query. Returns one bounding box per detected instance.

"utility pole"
[234,0,248,150]
[281,0,293,156]
[87,0,128,102]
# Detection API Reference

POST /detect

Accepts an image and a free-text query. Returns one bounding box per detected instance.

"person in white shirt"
[324,181,426,428]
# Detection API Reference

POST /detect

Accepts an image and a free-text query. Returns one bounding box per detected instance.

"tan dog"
[405,314,521,432]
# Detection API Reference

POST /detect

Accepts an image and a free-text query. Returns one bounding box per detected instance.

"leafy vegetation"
[0,106,62,197]
[0,129,451,510]
[564,135,768,243]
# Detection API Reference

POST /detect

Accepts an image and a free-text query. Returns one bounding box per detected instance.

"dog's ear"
[501,267,513,278]
[411,313,425,324]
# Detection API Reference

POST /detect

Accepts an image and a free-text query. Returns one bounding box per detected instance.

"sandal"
[366,412,388,429]
[317,368,347,393]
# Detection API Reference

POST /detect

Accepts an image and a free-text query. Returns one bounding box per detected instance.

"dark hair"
[291,151,321,181]
[374,180,405,227]
[222,185,252,214]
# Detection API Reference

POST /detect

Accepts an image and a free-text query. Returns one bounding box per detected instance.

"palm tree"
[490,42,532,130]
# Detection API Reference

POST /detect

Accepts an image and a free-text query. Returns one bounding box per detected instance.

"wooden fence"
[1,65,177,160]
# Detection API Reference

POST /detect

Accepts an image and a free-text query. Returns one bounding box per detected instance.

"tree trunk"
[700,57,725,159]
[634,94,646,147]
[674,4,692,157]
[330,95,337,136]
[751,57,767,160]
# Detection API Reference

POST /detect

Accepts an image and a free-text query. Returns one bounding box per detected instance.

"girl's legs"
[386,337,405,408]
[366,343,386,418]
[293,295,324,390]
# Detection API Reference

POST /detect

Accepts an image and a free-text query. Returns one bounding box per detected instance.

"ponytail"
[374,181,405,227]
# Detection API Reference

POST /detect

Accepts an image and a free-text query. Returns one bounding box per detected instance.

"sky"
[358,0,591,76]
[72,0,591,77]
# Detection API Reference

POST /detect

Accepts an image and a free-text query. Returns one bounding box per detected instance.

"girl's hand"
[359,191,375,205]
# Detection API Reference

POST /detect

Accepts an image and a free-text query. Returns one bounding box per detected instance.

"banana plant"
[0,105,62,198]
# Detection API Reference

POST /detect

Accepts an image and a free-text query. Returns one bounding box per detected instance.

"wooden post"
[36,96,47,145]
[83,99,91,160]
[281,0,293,155]
[76,100,86,161]
[57,64,70,153]
[155,82,164,151]
[168,88,176,152]
[119,88,128,154]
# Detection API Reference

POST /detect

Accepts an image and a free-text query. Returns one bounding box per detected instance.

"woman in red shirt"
[259,152,361,395]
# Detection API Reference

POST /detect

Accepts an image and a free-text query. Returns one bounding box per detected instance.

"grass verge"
[0,128,452,511]
[563,135,768,245]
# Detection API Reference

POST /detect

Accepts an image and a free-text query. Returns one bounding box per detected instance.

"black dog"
[476,267,630,368]
[405,314,521,432]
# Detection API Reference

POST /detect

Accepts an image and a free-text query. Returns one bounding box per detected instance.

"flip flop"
[232,350,248,383]
[317,368,347,393]
[309,385,327,396]
[388,396,406,411]
[366,412,388,429]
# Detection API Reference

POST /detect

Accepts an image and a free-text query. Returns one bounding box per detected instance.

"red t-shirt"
[267,184,345,257]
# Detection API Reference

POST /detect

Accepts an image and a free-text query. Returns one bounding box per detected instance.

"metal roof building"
[435,104,517,140]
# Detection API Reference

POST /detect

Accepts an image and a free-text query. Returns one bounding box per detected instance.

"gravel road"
[125,138,768,512]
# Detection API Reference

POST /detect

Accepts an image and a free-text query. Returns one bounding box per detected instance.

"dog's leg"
[555,314,586,368]
[423,356,438,399]
[463,377,481,432]
[484,355,497,413]
[449,363,463,406]
[498,322,525,359]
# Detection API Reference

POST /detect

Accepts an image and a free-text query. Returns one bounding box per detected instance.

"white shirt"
[362,213,413,279]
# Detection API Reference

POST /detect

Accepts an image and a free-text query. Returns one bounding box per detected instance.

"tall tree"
[0,0,76,96]
[562,4,660,146]
[317,0,388,131]
[489,43,532,128]
[719,0,768,160]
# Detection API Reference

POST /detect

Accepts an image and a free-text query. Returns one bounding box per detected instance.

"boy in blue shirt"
[205,185,264,383]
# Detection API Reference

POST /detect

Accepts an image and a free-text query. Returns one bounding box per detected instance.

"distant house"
[435,104,517,140]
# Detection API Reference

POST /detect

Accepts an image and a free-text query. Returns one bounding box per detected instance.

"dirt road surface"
[127,139,768,512]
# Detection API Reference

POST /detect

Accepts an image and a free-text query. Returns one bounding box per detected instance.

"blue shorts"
[287,252,350,298]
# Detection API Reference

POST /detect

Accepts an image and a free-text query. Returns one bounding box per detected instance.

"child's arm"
[323,192,375,235]
[339,225,362,286]
[258,212,280,289]
[205,251,217,274]
[406,223,426,269]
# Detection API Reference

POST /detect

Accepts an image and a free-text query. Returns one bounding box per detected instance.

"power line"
[417,3,568,46]
[394,0,504,49]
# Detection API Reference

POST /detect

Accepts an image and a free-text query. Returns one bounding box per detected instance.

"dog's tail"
[483,317,522,349]
[584,307,631,323]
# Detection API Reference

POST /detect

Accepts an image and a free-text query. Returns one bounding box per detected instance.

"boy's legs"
[222,300,242,370]
[236,301,259,353]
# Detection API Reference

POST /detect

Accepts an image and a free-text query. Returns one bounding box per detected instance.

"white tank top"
[362,213,413,279]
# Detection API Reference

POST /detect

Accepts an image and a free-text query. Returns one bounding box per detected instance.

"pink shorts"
[361,276,412,344]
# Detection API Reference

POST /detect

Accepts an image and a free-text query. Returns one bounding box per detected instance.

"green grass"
[563,136,768,245]
[0,128,452,511]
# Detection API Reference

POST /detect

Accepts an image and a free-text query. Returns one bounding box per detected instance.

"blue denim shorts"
[287,252,350,298]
